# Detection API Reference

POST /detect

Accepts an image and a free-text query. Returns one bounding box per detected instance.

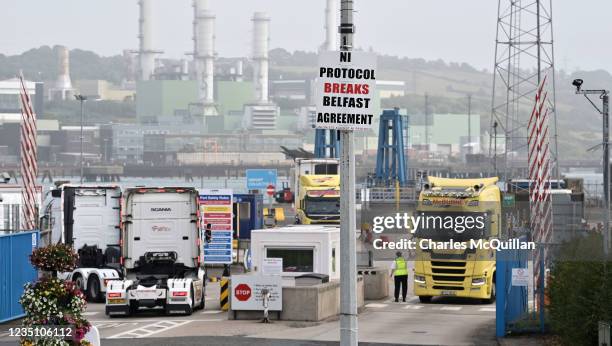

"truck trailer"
[105,187,205,316]
[39,185,122,302]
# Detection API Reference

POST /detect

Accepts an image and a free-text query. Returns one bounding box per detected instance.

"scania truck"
[413,177,500,303]
[40,185,122,302]
[293,158,340,224]
[105,187,205,316]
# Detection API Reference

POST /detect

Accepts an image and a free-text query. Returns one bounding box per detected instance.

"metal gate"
[0,231,39,322]
[495,241,529,337]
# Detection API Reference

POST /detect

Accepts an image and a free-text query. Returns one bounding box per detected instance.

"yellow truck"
[292,158,340,225]
[413,177,501,303]
[295,175,340,224]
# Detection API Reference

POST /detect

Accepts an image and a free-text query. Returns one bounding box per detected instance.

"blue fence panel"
[0,231,39,323]
[496,237,529,337]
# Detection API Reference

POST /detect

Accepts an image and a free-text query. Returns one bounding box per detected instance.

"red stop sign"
[234,283,251,301]
[266,184,275,196]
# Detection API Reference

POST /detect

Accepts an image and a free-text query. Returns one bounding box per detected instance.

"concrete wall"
[359,267,390,300]
[230,277,364,322]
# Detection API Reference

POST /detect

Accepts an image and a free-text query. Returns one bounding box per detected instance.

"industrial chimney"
[138,0,160,81]
[50,46,73,100]
[242,12,278,130]
[193,0,216,114]
[324,0,338,51]
[252,12,270,104]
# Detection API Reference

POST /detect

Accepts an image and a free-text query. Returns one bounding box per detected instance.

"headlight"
[471,277,486,286]
[467,200,479,206]
[414,275,426,284]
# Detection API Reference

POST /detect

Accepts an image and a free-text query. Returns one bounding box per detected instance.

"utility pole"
[572,79,610,256]
[425,93,429,151]
[75,94,87,184]
[467,94,472,155]
[493,121,498,176]
[339,0,357,345]
[605,93,610,257]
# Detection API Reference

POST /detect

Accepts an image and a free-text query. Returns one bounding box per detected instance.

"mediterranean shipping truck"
[293,158,340,224]
[39,185,122,302]
[105,187,205,316]
[413,177,500,303]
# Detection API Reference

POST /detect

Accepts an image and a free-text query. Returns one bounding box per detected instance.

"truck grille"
[431,261,465,267]
[432,275,465,282]
[431,268,465,274]
[430,252,468,260]
[432,285,464,291]
[430,261,466,285]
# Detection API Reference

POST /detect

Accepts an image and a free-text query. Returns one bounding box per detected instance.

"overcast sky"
[2,0,611,73]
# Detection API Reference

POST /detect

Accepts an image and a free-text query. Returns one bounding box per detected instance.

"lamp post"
[572,79,610,257]
[74,94,87,184]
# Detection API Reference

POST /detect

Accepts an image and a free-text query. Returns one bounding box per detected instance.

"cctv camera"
[572,79,584,92]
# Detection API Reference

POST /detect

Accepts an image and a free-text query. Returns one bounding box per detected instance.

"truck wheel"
[198,284,205,310]
[418,296,432,303]
[188,287,196,315]
[73,274,85,293]
[485,282,496,304]
[87,276,103,303]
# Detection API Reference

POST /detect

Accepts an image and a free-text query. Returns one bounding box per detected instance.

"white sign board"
[315,50,377,131]
[262,258,283,275]
[511,268,530,287]
[231,274,282,311]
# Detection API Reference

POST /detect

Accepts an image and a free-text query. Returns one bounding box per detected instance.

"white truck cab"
[105,187,205,316]
[40,185,122,302]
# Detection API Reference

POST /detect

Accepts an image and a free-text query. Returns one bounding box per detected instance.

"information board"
[262,257,283,275]
[315,50,377,131]
[246,169,278,190]
[200,189,233,264]
[511,267,530,287]
[230,274,283,311]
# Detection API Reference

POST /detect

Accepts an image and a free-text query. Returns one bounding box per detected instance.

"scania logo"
[151,207,171,212]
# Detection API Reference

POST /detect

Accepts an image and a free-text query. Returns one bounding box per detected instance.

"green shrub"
[548,233,611,346]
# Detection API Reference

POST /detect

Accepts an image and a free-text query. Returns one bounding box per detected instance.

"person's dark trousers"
[394,275,408,302]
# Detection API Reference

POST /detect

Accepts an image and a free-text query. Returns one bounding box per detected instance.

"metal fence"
[0,230,39,322]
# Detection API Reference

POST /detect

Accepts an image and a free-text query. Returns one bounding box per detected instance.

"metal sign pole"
[339,1,357,345]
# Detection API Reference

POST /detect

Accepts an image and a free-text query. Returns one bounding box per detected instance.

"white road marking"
[365,303,389,308]
[439,306,462,311]
[201,310,223,314]
[404,305,424,310]
[107,320,192,339]
[83,312,99,316]
[478,307,496,312]
[90,319,223,323]
[94,322,138,329]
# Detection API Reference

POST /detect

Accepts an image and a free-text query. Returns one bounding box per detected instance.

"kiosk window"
[266,248,314,272]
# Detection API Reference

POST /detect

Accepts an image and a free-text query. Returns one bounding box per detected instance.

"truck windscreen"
[305,197,340,215]
[414,211,491,241]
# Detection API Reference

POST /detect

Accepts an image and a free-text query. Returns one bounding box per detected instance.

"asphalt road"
[0,262,498,346]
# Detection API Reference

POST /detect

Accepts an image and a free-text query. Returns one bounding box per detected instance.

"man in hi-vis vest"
[390,251,408,302]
